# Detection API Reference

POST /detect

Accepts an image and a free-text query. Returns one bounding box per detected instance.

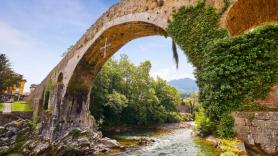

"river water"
[108,127,218,156]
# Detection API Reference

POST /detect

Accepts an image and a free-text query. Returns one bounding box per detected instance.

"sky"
[0,0,195,92]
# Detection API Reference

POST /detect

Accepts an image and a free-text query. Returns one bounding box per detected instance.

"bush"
[238,100,268,111]
[217,114,236,138]
[195,107,215,137]
[220,151,237,156]
[180,113,193,121]
[219,138,242,155]
[69,129,81,137]
[167,112,184,123]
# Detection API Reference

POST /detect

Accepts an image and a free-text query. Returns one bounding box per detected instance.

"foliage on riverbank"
[194,137,221,156]
[195,137,247,156]
[219,138,244,155]
[167,1,278,137]
[194,107,215,137]
[90,55,184,130]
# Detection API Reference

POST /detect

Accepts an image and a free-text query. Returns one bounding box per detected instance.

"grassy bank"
[11,101,32,112]
[194,137,221,156]
[194,136,248,156]
[0,103,3,111]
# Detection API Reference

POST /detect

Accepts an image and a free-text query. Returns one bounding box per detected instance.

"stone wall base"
[232,111,278,155]
[0,112,33,126]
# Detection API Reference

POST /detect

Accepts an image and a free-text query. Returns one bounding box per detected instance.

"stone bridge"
[29,0,278,141]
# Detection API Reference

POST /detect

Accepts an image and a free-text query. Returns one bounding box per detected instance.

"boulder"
[0,120,124,155]
[77,137,90,147]
[0,127,5,134]
[206,136,219,147]
[99,137,120,148]
[33,142,50,155]
[138,137,155,146]
[0,146,10,155]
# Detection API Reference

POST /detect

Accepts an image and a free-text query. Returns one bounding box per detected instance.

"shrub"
[195,107,215,137]
[180,113,193,121]
[220,151,238,156]
[69,129,81,137]
[217,114,236,138]
[167,112,184,123]
[219,138,242,155]
[238,99,268,111]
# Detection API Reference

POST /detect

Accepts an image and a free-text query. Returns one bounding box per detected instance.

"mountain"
[168,78,198,96]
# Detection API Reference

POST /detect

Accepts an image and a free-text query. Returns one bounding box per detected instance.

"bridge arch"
[29,0,278,140]
[61,21,168,138]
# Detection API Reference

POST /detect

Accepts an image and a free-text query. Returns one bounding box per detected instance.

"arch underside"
[226,0,278,36]
[67,21,166,95]
[53,21,167,137]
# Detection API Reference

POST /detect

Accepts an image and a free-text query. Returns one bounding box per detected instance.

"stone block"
[233,117,245,126]
[234,111,278,155]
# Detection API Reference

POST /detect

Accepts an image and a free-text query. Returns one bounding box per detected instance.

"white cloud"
[0,21,60,92]
[0,0,110,92]
[0,0,195,93]
[0,22,35,51]
[151,66,195,81]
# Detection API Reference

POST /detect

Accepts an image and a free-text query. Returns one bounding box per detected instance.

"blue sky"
[0,0,194,92]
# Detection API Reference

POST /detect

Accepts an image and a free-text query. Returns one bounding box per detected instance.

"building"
[4,79,26,95]
[30,84,39,94]
[2,79,27,102]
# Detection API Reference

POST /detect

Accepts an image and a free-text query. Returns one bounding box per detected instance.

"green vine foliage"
[199,25,278,121]
[167,2,227,69]
[167,1,278,137]
[217,114,236,138]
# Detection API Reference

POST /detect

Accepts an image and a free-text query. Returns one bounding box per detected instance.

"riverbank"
[0,120,125,156]
[106,124,224,156]
[0,120,248,156]
[105,121,248,156]
[103,121,194,134]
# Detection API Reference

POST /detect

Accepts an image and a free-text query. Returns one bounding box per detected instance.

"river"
[106,125,219,156]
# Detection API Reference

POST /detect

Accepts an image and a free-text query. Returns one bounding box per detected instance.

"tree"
[90,55,182,129]
[154,77,180,111]
[0,54,22,95]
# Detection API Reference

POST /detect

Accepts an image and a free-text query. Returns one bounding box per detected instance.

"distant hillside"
[168,78,198,96]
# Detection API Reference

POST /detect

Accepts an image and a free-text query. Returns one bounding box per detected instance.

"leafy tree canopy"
[0,54,23,95]
[90,55,183,129]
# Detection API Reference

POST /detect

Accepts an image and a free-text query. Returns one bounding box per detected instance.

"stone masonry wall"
[226,0,278,36]
[0,112,32,126]
[232,111,278,155]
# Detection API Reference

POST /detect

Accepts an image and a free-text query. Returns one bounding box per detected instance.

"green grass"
[0,103,3,112]
[11,101,32,112]
[194,137,221,156]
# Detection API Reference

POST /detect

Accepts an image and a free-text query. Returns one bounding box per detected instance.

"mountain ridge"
[168,77,198,96]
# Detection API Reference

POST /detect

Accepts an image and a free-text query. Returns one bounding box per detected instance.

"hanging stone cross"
[100,38,111,58]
